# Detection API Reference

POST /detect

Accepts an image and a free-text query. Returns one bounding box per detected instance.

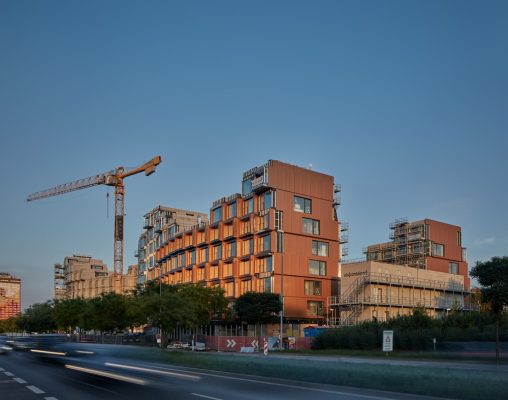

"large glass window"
[242,179,252,196]
[212,206,222,223]
[262,235,271,252]
[432,243,444,257]
[294,196,312,213]
[309,260,326,276]
[304,280,322,296]
[312,240,329,257]
[229,202,237,218]
[302,218,320,235]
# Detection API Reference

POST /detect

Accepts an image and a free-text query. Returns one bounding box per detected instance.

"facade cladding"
[0,272,21,320]
[154,160,342,322]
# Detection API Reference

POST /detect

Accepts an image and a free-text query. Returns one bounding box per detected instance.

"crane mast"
[27,156,162,292]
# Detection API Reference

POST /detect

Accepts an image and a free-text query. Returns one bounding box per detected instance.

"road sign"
[226,339,237,348]
[263,338,268,356]
[383,330,393,352]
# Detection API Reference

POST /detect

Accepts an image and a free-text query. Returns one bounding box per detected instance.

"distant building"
[0,272,21,320]
[136,206,208,285]
[57,254,137,300]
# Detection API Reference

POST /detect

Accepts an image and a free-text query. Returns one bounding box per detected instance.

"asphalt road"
[0,346,452,400]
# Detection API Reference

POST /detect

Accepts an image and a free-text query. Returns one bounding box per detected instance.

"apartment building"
[329,218,473,326]
[0,272,21,320]
[154,160,342,323]
[137,206,208,285]
[330,260,473,326]
[59,254,137,299]
[365,219,470,289]
[54,263,66,300]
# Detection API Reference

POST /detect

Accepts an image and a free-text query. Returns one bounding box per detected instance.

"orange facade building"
[154,160,342,322]
[0,272,21,320]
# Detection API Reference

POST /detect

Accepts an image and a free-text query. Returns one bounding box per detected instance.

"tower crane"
[27,156,162,291]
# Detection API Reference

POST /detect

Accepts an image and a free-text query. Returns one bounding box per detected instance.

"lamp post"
[277,229,284,350]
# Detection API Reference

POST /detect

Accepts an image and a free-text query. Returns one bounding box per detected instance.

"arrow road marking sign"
[226,339,237,348]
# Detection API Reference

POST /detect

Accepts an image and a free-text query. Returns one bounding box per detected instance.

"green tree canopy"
[16,301,56,333]
[470,255,508,363]
[234,291,282,324]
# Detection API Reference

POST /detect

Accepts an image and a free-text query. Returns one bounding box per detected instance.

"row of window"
[212,192,273,223]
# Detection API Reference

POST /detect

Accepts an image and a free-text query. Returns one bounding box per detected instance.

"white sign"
[226,339,237,348]
[251,340,259,348]
[383,330,393,352]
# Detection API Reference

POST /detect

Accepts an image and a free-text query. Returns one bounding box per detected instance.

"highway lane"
[0,348,452,400]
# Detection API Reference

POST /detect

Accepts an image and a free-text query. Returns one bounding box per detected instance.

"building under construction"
[0,272,21,320]
[54,254,138,300]
[329,218,473,326]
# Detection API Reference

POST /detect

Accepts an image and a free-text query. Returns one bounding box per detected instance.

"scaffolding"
[328,272,477,326]
[365,219,429,269]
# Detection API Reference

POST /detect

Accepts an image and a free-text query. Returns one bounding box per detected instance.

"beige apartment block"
[137,206,209,285]
[330,261,473,326]
[59,254,137,300]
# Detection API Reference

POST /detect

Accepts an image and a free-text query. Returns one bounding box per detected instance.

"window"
[307,301,324,316]
[259,234,271,252]
[209,265,219,279]
[257,277,272,293]
[431,243,444,257]
[242,179,252,196]
[229,202,237,218]
[241,238,254,256]
[256,256,273,273]
[304,280,322,296]
[198,247,208,263]
[189,250,196,265]
[211,244,222,260]
[457,231,462,246]
[223,262,233,278]
[239,259,251,275]
[312,241,329,257]
[242,197,254,215]
[240,279,252,295]
[225,241,236,258]
[223,281,234,297]
[294,196,312,213]
[309,260,326,276]
[179,253,185,267]
[449,262,459,275]
[302,218,320,235]
[196,267,205,281]
[259,191,273,211]
[212,206,222,223]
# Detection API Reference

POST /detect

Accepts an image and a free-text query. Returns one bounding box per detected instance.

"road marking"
[191,394,223,400]
[0,368,4,371]
[44,397,59,400]
[13,377,27,384]
[3,371,14,377]
[105,362,200,381]
[65,364,147,386]
[27,385,45,394]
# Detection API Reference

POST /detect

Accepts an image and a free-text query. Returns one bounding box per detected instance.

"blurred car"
[11,336,37,351]
[0,336,13,354]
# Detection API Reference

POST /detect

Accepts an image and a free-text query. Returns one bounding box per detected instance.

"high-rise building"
[0,272,21,320]
[137,206,208,285]
[154,160,343,322]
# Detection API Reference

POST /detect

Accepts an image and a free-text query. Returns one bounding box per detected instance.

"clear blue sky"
[1,1,506,308]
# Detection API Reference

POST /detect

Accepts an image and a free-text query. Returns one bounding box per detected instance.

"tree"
[234,292,282,325]
[53,298,87,333]
[16,301,56,333]
[470,256,508,363]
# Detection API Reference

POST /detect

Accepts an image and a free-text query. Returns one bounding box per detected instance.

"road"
[0,346,451,400]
